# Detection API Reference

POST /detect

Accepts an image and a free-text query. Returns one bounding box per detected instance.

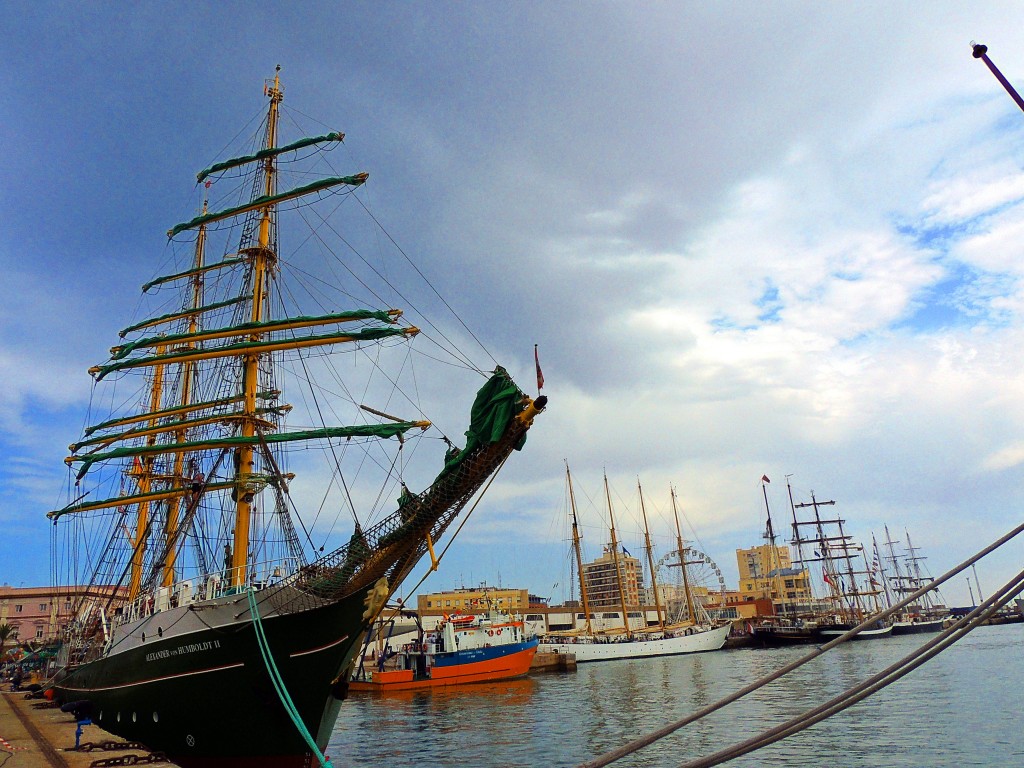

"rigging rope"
[247,588,334,768]
[676,566,1024,768]
[578,516,1024,768]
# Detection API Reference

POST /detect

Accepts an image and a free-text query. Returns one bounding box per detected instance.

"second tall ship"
[538,468,729,662]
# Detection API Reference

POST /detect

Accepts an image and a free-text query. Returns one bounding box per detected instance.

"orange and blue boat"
[349,610,538,691]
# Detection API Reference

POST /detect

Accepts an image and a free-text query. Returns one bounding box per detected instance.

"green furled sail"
[48,481,238,520]
[69,422,429,480]
[438,366,529,478]
[196,132,345,183]
[119,295,251,338]
[93,326,411,381]
[168,174,368,238]
[70,405,290,453]
[83,391,279,437]
[142,257,246,293]
[111,310,400,360]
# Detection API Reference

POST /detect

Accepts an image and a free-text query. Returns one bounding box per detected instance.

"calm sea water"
[328,623,1023,767]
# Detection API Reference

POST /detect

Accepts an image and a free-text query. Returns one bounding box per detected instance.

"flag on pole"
[761,474,770,483]
[534,344,545,392]
[823,569,833,586]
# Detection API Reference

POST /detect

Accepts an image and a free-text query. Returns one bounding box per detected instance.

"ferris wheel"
[654,547,728,622]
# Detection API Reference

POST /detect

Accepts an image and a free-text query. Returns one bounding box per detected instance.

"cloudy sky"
[4,4,1024,608]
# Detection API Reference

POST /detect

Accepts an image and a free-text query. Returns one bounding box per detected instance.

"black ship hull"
[891,617,945,635]
[818,621,893,640]
[53,585,373,768]
[752,626,821,647]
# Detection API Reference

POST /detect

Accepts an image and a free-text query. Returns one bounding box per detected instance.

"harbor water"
[329,622,1023,767]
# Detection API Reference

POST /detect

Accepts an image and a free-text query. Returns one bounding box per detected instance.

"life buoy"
[488,630,494,636]
[497,628,502,635]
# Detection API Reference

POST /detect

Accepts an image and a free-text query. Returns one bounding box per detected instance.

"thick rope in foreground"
[578,517,1024,768]
[675,564,1024,768]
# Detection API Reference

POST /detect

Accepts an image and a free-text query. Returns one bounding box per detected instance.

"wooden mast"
[566,464,593,635]
[604,473,632,636]
[128,345,166,600]
[762,476,789,617]
[638,479,664,630]
[161,203,207,587]
[232,67,282,587]
[670,486,697,625]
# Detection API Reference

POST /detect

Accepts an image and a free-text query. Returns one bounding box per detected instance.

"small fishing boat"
[350,610,538,691]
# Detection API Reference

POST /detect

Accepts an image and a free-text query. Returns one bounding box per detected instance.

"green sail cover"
[112,310,398,360]
[48,481,237,520]
[438,366,527,479]
[83,391,278,437]
[120,296,251,338]
[71,422,426,480]
[196,132,345,183]
[94,326,409,381]
[168,174,368,238]
[70,405,289,452]
[142,258,246,293]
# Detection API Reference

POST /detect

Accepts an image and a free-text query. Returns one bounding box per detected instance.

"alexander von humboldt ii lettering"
[48,68,545,768]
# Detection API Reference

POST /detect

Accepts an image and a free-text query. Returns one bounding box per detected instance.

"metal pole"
[972,43,1024,114]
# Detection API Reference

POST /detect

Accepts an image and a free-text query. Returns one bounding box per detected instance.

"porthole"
[152,712,159,723]
[132,712,137,722]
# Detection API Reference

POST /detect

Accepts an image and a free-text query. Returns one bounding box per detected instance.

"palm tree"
[0,623,13,658]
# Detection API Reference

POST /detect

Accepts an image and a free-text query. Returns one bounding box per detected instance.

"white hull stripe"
[290,634,349,658]
[60,662,245,693]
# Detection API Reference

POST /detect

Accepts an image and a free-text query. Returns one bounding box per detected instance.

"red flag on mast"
[534,344,544,392]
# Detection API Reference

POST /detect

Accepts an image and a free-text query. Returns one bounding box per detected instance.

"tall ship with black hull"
[47,70,545,768]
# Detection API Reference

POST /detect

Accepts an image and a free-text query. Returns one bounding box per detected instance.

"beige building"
[0,585,123,642]
[583,546,644,608]
[417,586,530,616]
[736,544,813,609]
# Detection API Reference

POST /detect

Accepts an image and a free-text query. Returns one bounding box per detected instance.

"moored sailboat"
[538,469,729,662]
[875,527,948,635]
[47,70,545,767]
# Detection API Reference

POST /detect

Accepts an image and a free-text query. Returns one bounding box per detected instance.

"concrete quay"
[0,690,180,768]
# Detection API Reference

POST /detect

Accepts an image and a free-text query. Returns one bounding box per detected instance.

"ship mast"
[604,473,632,637]
[566,464,593,635]
[638,479,664,630]
[670,486,697,625]
[128,350,166,600]
[761,476,789,617]
[162,204,207,587]
[786,476,814,611]
[232,68,282,587]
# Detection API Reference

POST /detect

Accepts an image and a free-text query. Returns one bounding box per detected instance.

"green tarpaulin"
[196,132,345,183]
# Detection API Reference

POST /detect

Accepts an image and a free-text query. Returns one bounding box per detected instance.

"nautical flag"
[534,344,545,392]
[622,545,632,557]
[761,475,770,483]
[823,569,833,586]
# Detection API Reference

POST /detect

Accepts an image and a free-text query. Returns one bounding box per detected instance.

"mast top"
[266,67,284,103]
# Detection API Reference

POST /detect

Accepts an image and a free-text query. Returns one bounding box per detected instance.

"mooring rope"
[674,565,1024,767]
[247,588,334,768]
[578,518,1024,768]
